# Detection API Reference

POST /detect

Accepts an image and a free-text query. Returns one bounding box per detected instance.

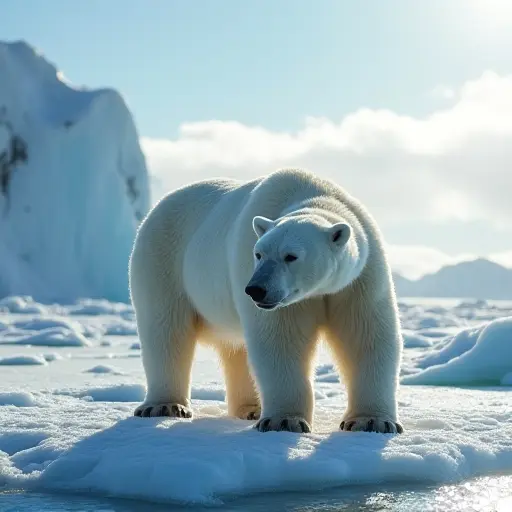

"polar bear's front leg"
[326,297,404,434]
[132,295,198,419]
[242,310,318,433]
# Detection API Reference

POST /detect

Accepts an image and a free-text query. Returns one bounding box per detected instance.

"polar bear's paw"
[235,404,261,421]
[255,415,311,433]
[134,402,193,419]
[340,416,403,434]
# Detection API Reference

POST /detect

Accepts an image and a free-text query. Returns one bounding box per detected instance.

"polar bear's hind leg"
[218,345,261,420]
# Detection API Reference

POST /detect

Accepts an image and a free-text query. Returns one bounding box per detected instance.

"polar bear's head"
[245,215,352,310]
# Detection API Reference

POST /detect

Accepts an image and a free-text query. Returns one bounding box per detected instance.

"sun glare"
[469,0,512,26]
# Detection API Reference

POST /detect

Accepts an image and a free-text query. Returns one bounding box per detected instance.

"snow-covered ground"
[0,295,511,511]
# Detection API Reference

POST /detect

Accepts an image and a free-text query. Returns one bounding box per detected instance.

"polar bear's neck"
[324,234,365,295]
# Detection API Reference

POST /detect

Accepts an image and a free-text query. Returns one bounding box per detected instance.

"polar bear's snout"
[245,260,287,309]
[245,282,277,309]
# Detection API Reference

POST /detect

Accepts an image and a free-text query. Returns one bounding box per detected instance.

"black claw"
[365,419,377,432]
[260,418,271,432]
[134,404,191,418]
[247,411,256,420]
[278,419,289,431]
[341,418,402,434]
[299,420,311,433]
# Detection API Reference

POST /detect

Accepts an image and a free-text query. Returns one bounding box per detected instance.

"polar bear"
[129,168,404,434]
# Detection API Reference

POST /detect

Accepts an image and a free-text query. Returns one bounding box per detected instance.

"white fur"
[129,168,404,433]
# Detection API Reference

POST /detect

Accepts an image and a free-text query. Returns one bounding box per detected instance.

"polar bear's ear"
[329,222,351,247]
[253,216,275,238]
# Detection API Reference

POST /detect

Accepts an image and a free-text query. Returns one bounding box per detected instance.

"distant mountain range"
[392,258,512,300]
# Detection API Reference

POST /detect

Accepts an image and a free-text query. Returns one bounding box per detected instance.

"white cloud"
[430,84,456,100]
[142,71,512,230]
[141,71,512,277]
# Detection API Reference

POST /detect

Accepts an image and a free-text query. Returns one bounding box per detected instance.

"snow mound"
[0,432,48,458]
[0,296,48,314]
[2,326,91,347]
[67,299,135,316]
[315,364,340,383]
[12,316,85,333]
[191,386,225,401]
[316,372,340,383]
[0,40,150,303]
[0,391,36,406]
[402,317,512,386]
[42,353,63,362]
[416,312,465,329]
[56,384,146,402]
[0,354,47,365]
[84,364,124,375]
[402,330,433,348]
[103,320,137,336]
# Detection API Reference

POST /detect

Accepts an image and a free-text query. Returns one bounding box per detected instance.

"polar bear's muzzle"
[245,260,288,310]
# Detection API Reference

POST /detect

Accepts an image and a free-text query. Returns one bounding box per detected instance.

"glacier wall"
[0,41,150,303]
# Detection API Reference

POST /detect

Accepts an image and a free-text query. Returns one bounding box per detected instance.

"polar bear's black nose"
[245,285,267,302]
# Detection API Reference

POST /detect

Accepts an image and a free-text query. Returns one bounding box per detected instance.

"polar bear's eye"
[255,252,262,260]
[284,254,298,263]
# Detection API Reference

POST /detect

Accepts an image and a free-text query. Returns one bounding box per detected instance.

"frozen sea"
[0,296,511,511]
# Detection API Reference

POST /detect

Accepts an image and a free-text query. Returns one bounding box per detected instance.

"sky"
[3,0,512,278]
